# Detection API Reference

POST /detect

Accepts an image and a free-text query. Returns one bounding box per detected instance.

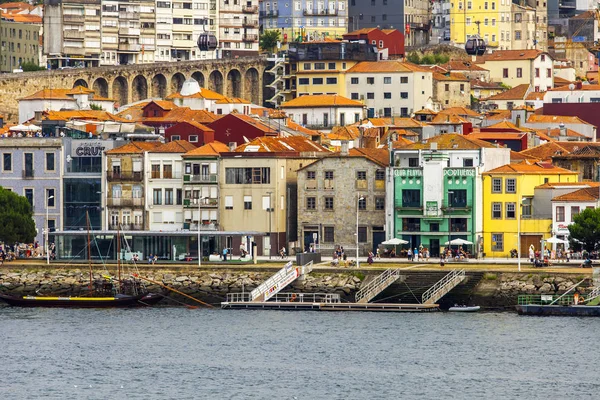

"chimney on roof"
[228,141,237,151]
[559,122,566,137]
[341,140,349,156]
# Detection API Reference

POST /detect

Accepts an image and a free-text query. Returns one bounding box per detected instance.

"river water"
[1,307,599,399]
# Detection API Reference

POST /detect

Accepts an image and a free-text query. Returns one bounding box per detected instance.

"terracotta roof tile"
[282,94,364,108]
[552,187,600,202]
[510,150,540,162]
[525,91,546,101]
[441,60,489,72]
[485,120,534,132]
[233,136,330,153]
[520,142,569,161]
[476,49,549,62]
[433,72,469,82]
[470,79,503,89]
[346,60,430,73]
[538,128,587,138]
[144,107,218,124]
[553,77,574,87]
[414,108,437,115]
[527,114,593,126]
[402,133,495,150]
[549,84,600,92]
[484,160,577,174]
[43,110,128,122]
[430,113,469,124]
[150,140,197,153]
[348,147,389,167]
[392,136,415,148]
[536,182,600,189]
[438,107,480,117]
[468,132,527,140]
[485,84,530,100]
[327,126,359,141]
[105,142,162,154]
[485,110,512,120]
[183,140,230,157]
[166,87,225,100]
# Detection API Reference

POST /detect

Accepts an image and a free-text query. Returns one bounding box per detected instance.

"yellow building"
[295,58,359,98]
[450,0,511,49]
[482,162,578,257]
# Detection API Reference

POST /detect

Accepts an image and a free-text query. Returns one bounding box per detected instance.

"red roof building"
[343,28,405,59]
[208,113,278,146]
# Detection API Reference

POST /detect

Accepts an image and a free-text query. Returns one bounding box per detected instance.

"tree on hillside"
[0,187,37,244]
[21,61,46,72]
[260,30,281,53]
[568,208,600,252]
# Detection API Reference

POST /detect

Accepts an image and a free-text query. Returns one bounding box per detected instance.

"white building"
[166,78,253,114]
[219,0,260,57]
[543,82,600,104]
[145,140,197,231]
[551,187,600,245]
[18,87,115,124]
[345,61,433,118]
[280,94,365,131]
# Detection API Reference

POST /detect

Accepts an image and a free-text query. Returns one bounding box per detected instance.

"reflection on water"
[1,307,599,399]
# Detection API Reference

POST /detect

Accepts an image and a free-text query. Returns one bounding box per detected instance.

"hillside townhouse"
[280,94,364,131]
[0,11,44,72]
[344,61,433,118]
[551,187,600,245]
[482,162,578,257]
[260,0,348,43]
[0,138,63,246]
[297,146,388,256]
[450,0,512,50]
[219,137,330,257]
[181,141,228,258]
[431,72,471,109]
[387,134,511,258]
[475,50,554,92]
[145,140,196,232]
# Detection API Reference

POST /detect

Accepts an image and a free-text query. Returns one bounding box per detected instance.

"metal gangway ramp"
[355,269,404,303]
[422,269,466,304]
[250,261,314,302]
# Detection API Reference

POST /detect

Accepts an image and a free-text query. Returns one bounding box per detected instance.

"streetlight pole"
[46,195,54,265]
[447,191,454,257]
[267,191,272,259]
[517,196,522,272]
[197,196,207,267]
[356,194,364,268]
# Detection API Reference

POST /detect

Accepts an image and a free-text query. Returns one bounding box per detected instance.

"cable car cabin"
[198,33,218,52]
[465,37,486,56]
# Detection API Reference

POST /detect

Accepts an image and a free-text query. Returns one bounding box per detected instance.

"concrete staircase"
[251,261,313,302]
[355,269,404,303]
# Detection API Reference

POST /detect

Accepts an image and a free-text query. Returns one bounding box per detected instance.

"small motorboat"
[448,305,480,312]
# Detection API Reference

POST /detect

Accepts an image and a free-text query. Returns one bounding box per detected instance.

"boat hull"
[0,293,162,308]
[516,304,600,316]
[448,306,480,312]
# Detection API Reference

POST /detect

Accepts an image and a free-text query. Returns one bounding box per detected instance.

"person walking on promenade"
[407,248,412,262]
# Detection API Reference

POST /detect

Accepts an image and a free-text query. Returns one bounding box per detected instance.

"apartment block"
[0,13,44,72]
[219,0,259,58]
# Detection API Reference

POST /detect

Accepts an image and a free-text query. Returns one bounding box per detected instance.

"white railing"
[250,261,313,302]
[355,269,403,303]
[422,269,466,304]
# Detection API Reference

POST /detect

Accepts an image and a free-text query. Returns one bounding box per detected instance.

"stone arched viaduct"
[0,57,268,122]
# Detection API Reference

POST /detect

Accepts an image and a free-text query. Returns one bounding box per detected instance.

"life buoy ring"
[290,294,297,302]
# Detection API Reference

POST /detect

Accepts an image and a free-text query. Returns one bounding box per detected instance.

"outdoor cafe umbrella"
[545,236,569,244]
[381,238,409,255]
[9,124,41,132]
[444,238,473,246]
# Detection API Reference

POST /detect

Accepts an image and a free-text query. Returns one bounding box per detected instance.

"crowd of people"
[0,241,55,263]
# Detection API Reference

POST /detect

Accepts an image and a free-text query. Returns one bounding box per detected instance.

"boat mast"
[117,225,121,293]
[86,211,93,291]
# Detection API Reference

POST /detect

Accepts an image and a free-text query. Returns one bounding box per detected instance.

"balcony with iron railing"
[303,9,338,16]
[242,5,258,13]
[441,200,473,212]
[107,171,143,181]
[184,222,219,231]
[242,34,258,42]
[183,198,218,208]
[394,200,422,210]
[22,169,34,179]
[242,18,259,28]
[107,197,144,207]
[183,174,218,183]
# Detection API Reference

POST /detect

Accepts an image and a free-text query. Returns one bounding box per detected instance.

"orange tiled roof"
[552,187,600,202]
[215,96,251,104]
[183,140,229,157]
[149,100,177,110]
[150,140,197,153]
[414,108,437,115]
[348,147,389,167]
[282,94,364,108]
[527,114,594,126]
[468,132,526,140]
[403,133,496,150]
[430,113,469,124]
[233,136,330,153]
[286,118,321,136]
[43,110,128,122]
[485,120,534,132]
[20,88,85,101]
[144,107,218,124]
[510,150,540,162]
[166,87,225,100]
[392,136,415,148]
[485,110,512,120]
[549,84,600,92]
[470,79,503,89]
[553,77,574,87]
[484,160,577,174]
[433,72,469,82]
[485,84,530,101]
[438,107,480,117]
[525,91,546,101]
[520,142,570,161]
[115,101,153,121]
[360,117,429,128]
[346,61,429,73]
[536,182,600,189]
[476,49,548,62]
[228,113,278,134]
[328,126,359,141]
[538,128,587,138]
[441,60,489,72]
[105,141,162,154]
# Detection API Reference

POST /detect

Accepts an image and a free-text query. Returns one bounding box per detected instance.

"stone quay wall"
[0,267,593,308]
